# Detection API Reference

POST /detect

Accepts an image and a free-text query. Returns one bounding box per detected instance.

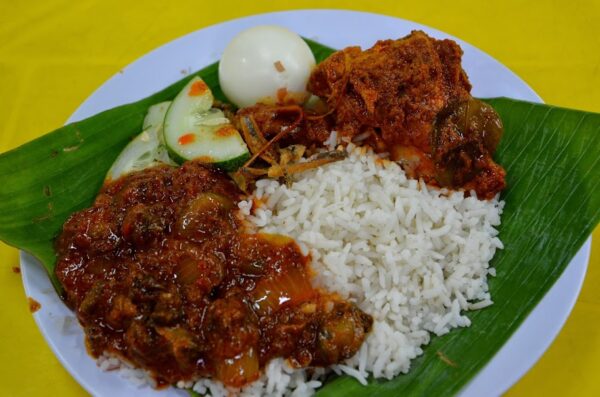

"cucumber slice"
[144,101,171,130]
[163,76,249,171]
[106,102,175,181]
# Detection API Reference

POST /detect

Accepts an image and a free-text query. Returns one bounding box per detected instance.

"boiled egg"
[218,25,316,108]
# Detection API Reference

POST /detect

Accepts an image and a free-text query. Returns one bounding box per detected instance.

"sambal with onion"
[55,161,372,388]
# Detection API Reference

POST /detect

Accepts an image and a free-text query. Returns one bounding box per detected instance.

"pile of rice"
[101,144,504,396]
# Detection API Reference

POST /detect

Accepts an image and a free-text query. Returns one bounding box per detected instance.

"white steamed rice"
[99,144,504,396]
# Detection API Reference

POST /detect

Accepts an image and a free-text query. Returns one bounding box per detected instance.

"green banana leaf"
[317,97,600,396]
[0,39,598,396]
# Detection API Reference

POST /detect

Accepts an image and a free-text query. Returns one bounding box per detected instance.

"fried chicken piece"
[308,30,505,199]
[308,30,472,152]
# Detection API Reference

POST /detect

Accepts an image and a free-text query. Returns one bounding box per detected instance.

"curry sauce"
[55,161,372,388]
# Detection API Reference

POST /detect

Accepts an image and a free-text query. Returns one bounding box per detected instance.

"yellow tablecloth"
[1,1,598,395]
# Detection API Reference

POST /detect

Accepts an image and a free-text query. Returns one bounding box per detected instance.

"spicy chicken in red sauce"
[237,31,506,199]
[55,161,372,388]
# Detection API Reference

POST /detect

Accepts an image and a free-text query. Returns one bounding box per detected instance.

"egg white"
[218,25,316,108]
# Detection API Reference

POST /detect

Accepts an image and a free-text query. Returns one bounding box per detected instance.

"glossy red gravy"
[55,161,372,387]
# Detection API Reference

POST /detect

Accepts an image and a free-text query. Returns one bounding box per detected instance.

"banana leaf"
[0,39,598,396]
[316,97,600,396]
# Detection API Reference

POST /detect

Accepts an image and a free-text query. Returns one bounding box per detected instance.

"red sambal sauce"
[55,161,372,388]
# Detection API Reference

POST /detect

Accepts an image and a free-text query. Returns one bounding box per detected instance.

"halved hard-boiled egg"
[218,25,316,108]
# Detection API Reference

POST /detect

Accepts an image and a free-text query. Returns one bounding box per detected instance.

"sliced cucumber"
[163,76,249,171]
[106,102,175,181]
[144,101,171,130]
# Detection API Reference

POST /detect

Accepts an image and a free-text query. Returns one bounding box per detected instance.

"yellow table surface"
[1,1,599,395]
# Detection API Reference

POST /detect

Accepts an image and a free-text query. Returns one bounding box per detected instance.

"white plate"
[21,10,590,397]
